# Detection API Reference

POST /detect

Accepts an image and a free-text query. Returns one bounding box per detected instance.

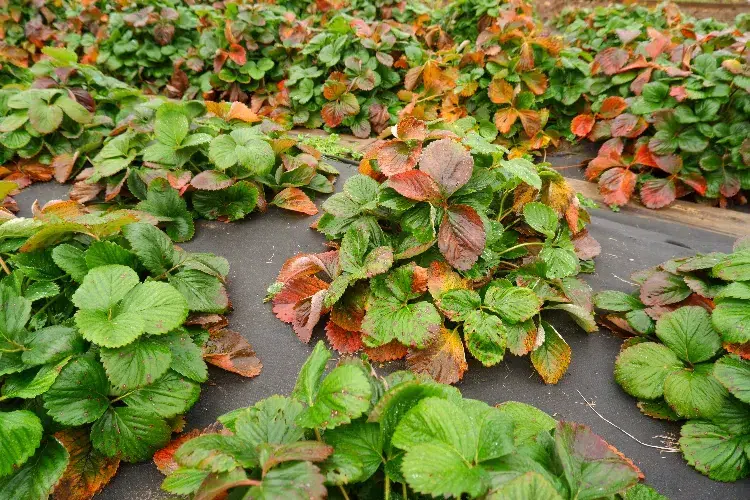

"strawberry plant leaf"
[43,356,110,426]
[296,364,372,430]
[0,438,68,500]
[0,410,43,477]
[91,407,171,462]
[655,307,722,364]
[53,428,120,500]
[99,337,172,391]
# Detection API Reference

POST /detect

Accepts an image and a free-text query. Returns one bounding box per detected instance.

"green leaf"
[235,138,276,177]
[0,411,43,477]
[655,306,722,364]
[154,106,189,147]
[43,356,110,426]
[168,270,229,313]
[712,251,750,281]
[500,158,542,189]
[56,96,92,124]
[487,471,563,499]
[122,222,180,275]
[71,264,139,312]
[713,355,750,404]
[555,422,641,499]
[84,241,137,269]
[28,101,63,134]
[21,326,83,366]
[361,298,440,348]
[523,202,558,237]
[74,309,144,348]
[484,286,541,324]
[244,462,326,499]
[192,181,259,222]
[439,289,481,321]
[208,135,238,170]
[137,179,195,242]
[296,364,371,430]
[228,395,305,447]
[163,330,208,383]
[614,342,683,400]
[0,439,68,500]
[663,368,728,419]
[545,304,597,333]
[680,421,750,482]
[401,441,487,497]
[324,420,383,482]
[119,281,189,335]
[120,370,200,418]
[712,298,750,344]
[540,246,578,279]
[161,468,210,495]
[594,290,642,312]
[173,434,245,473]
[1,357,70,399]
[464,310,506,366]
[100,336,172,390]
[91,406,171,462]
[292,341,331,406]
[497,401,556,447]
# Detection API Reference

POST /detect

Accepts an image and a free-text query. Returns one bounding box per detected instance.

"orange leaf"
[599,167,637,206]
[598,96,628,119]
[227,102,261,123]
[518,109,542,137]
[494,108,519,134]
[488,78,514,105]
[202,329,263,377]
[570,114,595,137]
[325,320,364,354]
[271,187,318,215]
[53,428,120,500]
[530,322,571,384]
[51,152,79,183]
[228,43,246,65]
[406,327,467,384]
[427,261,468,301]
[374,139,423,177]
[364,340,408,362]
[520,71,548,96]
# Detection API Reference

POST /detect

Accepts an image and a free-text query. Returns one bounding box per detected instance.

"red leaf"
[438,204,486,271]
[203,329,263,377]
[276,251,338,283]
[652,154,682,175]
[679,173,707,196]
[418,138,473,196]
[153,423,223,475]
[191,171,234,191]
[593,47,629,75]
[598,96,628,119]
[640,178,677,209]
[375,140,422,177]
[325,320,363,354]
[271,187,318,215]
[724,342,750,360]
[630,68,653,95]
[610,114,640,138]
[571,114,595,137]
[406,327,467,384]
[645,28,670,59]
[640,271,690,306]
[572,232,602,260]
[720,171,741,198]
[228,43,247,65]
[669,85,688,102]
[292,289,327,342]
[633,144,658,168]
[388,170,443,202]
[213,50,228,73]
[599,167,636,206]
[272,276,329,323]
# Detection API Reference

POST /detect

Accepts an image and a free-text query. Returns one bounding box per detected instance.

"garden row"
[1,0,749,207]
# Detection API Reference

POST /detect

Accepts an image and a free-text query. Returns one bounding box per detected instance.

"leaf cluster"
[159,340,662,499]
[595,236,750,481]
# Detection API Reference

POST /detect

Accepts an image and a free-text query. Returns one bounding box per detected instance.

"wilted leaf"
[203,329,263,378]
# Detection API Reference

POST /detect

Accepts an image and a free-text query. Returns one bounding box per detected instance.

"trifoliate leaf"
[296,364,371,430]
[91,407,171,462]
[655,306,722,364]
[530,321,571,384]
[0,410,43,477]
[464,310,506,366]
[120,371,200,418]
[484,286,541,324]
[663,367,728,419]
[192,181,259,222]
[0,438,68,500]
[43,356,110,426]
[614,342,683,400]
[361,298,440,348]
[100,336,172,390]
[680,421,750,482]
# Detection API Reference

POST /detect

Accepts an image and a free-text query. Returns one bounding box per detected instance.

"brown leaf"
[51,152,78,183]
[364,340,408,362]
[203,329,263,378]
[407,327,467,384]
[572,231,601,260]
[53,428,120,500]
[419,138,473,196]
[387,170,442,203]
[325,320,363,354]
[438,204,485,271]
[271,187,318,215]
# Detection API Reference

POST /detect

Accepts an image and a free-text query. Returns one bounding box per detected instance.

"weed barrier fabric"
[14,163,750,500]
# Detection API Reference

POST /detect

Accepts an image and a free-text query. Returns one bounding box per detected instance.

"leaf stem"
[0,255,10,275]
[402,482,408,499]
[495,241,544,257]
[384,477,391,500]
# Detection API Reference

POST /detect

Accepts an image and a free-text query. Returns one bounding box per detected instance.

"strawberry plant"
[156,340,663,499]
[596,236,750,482]
[269,117,601,385]
[563,3,750,208]
[0,200,261,498]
